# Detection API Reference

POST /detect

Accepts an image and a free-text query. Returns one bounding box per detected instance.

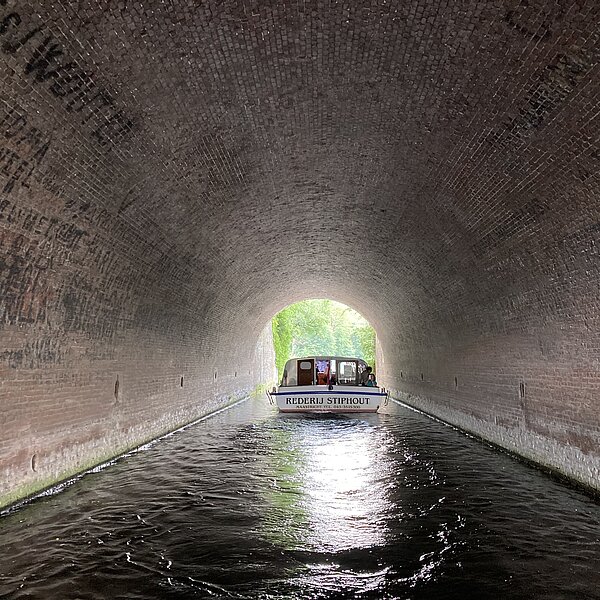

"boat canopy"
[280,356,369,387]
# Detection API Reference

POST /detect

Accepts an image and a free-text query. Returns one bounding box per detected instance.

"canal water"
[1,397,599,599]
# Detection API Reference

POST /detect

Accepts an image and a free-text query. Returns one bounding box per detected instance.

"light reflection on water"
[263,416,393,553]
[1,397,600,600]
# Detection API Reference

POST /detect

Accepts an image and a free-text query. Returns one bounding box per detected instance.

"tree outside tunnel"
[271,300,376,380]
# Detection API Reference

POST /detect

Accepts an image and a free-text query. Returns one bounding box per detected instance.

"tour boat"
[267,356,388,413]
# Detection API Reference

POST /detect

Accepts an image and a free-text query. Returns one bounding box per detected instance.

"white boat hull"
[270,385,387,413]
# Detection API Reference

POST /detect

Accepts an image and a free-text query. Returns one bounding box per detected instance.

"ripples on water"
[1,398,599,599]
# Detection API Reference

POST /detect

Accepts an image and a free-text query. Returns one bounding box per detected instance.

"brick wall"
[2,0,600,505]
[1,311,276,508]
[383,321,600,491]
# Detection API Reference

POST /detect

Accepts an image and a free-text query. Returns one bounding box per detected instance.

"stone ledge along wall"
[2,0,600,506]
[383,319,600,492]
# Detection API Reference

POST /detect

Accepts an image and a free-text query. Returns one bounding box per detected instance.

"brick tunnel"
[1,1,599,509]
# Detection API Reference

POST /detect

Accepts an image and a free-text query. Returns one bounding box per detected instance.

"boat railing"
[381,387,389,407]
[266,387,275,405]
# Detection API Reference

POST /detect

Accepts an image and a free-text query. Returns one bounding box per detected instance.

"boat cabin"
[269,356,386,413]
[280,356,369,387]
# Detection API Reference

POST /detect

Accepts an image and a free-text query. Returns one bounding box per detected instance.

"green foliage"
[272,307,294,380]
[271,299,376,379]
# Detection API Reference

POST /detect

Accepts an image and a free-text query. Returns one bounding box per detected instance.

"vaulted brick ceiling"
[1,1,600,501]
[4,1,599,339]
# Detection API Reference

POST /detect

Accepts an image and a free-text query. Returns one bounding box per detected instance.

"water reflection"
[297,417,391,552]
[258,414,396,595]
[259,422,309,550]
[1,398,599,600]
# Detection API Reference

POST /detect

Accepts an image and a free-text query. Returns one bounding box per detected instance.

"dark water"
[1,398,599,600]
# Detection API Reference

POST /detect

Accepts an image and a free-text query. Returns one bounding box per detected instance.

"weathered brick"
[2,0,600,506]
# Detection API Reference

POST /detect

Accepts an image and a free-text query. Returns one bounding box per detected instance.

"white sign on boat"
[267,356,388,414]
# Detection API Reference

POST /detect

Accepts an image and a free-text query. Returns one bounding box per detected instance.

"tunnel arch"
[1,1,600,508]
[267,297,382,372]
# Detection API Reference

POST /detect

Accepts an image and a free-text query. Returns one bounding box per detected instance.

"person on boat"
[366,373,377,387]
[327,372,337,391]
[316,370,328,385]
[360,366,373,385]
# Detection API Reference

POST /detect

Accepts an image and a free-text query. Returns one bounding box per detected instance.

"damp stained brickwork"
[1,0,600,506]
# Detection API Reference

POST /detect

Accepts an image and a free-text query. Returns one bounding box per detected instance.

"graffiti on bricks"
[1,108,52,193]
[0,197,87,253]
[61,283,128,339]
[0,200,88,325]
[0,2,134,147]
[504,0,566,41]
[0,337,63,369]
[489,49,596,149]
[0,233,56,325]
[569,148,600,184]
[63,197,117,240]
[517,50,594,131]
[0,348,23,368]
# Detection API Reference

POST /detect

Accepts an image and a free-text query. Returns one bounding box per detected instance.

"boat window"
[315,359,330,385]
[281,360,298,386]
[337,360,357,385]
[357,362,366,381]
[299,361,312,370]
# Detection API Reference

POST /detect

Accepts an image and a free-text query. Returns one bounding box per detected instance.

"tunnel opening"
[270,299,378,383]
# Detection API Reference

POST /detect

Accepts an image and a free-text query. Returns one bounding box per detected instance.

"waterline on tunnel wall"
[0,395,254,517]
[388,391,600,498]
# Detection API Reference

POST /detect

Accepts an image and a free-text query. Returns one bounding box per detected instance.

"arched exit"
[270,299,378,382]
